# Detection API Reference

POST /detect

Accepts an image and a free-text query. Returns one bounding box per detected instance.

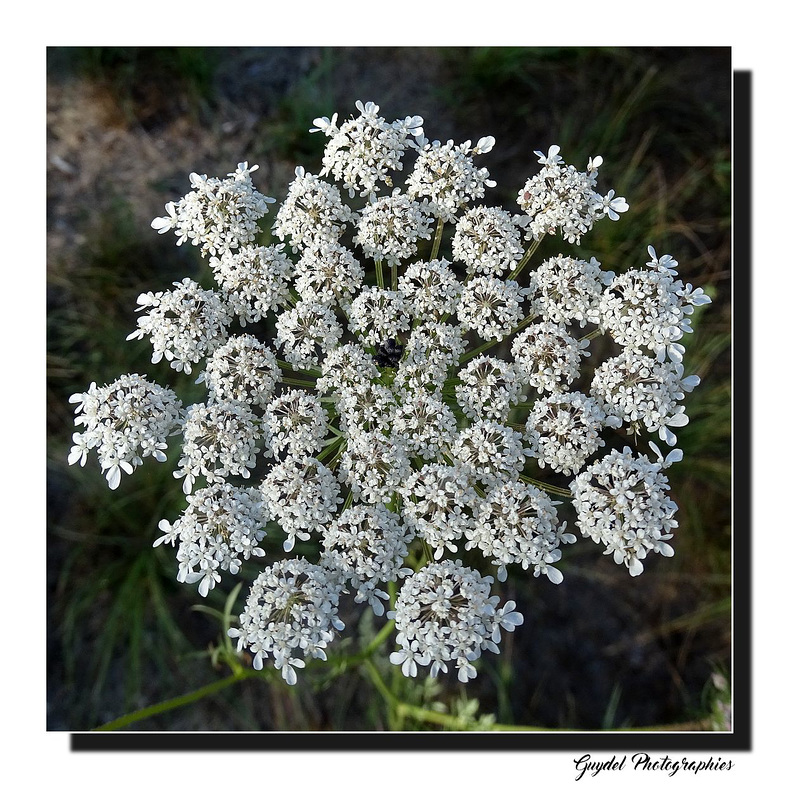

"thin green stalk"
[92,671,249,731]
[363,659,564,732]
[458,338,498,366]
[280,376,317,389]
[458,313,537,365]
[518,473,572,498]
[317,436,344,464]
[277,359,321,378]
[326,441,347,470]
[391,261,397,292]
[326,619,396,672]
[375,258,385,289]
[507,233,545,283]
[580,328,603,342]
[430,218,445,261]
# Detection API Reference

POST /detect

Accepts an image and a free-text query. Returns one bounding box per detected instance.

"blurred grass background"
[47,46,731,731]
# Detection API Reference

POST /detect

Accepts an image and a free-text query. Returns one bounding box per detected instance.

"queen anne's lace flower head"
[318,343,380,400]
[517,146,628,244]
[511,321,590,394]
[295,239,365,307]
[400,463,478,559]
[397,258,462,320]
[451,420,529,487]
[127,278,233,374]
[392,390,458,459]
[456,355,526,422]
[151,162,275,256]
[263,389,329,459]
[457,276,526,342]
[524,391,610,475]
[597,246,711,363]
[273,167,357,251]
[388,560,523,682]
[337,381,397,436]
[274,300,343,370]
[590,350,699,446]
[348,287,411,348]
[72,101,712,688]
[355,190,434,266]
[173,401,262,494]
[228,558,345,684]
[395,322,466,398]
[68,374,183,489]
[154,482,267,597]
[338,429,411,505]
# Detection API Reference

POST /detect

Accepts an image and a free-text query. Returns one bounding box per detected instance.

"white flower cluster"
[388,560,523,682]
[457,276,526,341]
[525,391,610,475]
[312,100,423,201]
[127,278,233,374]
[68,374,183,489]
[261,456,342,552]
[151,162,275,256]
[173,401,262,494]
[452,205,526,277]
[321,504,414,615]
[69,100,710,687]
[198,333,281,408]
[228,558,345,685]
[354,190,433,266]
[529,254,614,327]
[467,481,574,583]
[597,246,711,363]
[406,136,497,222]
[155,482,267,597]
[517,146,628,244]
[209,244,292,323]
[570,444,682,577]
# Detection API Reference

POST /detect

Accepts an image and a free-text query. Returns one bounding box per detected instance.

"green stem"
[328,620,396,672]
[507,233,545,283]
[280,377,318,389]
[458,338,500,366]
[391,261,398,292]
[317,435,344,464]
[458,313,537,366]
[518,473,572,498]
[430,218,445,261]
[277,359,321,378]
[92,671,249,731]
[580,328,603,342]
[375,258,385,289]
[364,659,565,732]
[326,442,347,470]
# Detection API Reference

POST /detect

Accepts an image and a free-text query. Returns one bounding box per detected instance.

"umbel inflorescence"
[68,101,710,686]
